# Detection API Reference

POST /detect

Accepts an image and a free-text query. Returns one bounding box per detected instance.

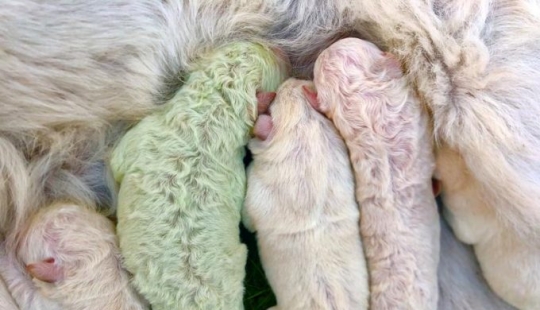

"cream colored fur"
[0,244,62,310]
[244,78,369,310]
[2,202,147,310]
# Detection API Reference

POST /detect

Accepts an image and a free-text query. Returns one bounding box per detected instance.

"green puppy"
[110,42,288,310]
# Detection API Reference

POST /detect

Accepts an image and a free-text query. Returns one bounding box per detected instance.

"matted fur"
[312,38,440,309]
[1,202,146,310]
[243,78,369,310]
[110,42,288,310]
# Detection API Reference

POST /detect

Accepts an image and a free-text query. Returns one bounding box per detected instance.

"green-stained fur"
[109,42,288,310]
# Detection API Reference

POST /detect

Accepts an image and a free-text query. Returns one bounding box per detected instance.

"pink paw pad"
[26,257,64,283]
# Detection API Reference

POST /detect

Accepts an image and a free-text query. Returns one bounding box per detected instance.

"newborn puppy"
[308,37,440,309]
[0,0,276,237]
[110,42,288,310]
[243,78,369,310]
[333,2,540,307]
[4,202,148,310]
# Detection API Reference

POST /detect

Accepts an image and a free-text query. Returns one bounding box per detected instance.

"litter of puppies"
[1,1,538,309]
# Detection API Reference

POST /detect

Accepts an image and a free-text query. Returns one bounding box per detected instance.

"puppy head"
[310,37,403,117]
[250,78,321,152]
[18,203,119,299]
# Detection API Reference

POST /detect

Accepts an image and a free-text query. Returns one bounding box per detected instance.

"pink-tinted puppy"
[243,78,369,310]
[307,37,440,309]
[2,202,147,310]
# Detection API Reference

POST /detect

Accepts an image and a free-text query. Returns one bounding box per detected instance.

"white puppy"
[308,38,440,309]
[243,78,369,310]
[2,202,147,310]
[329,2,540,307]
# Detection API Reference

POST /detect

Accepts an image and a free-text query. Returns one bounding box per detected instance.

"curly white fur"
[326,1,540,308]
[312,37,440,309]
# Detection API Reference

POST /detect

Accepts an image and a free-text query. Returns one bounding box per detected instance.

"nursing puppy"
[325,2,540,307]
[110,42,288,310]
[307,38,440,309]
[1,202,146,310]
[0,0,274,237]
[243,78,369,310]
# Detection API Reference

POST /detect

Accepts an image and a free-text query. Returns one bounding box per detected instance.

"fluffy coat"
[1,202,146,310]
[110,42,288,310]
[0,0,276,239]
[309,38,440,309]
[327,2,540,307]
[243,78,369,310]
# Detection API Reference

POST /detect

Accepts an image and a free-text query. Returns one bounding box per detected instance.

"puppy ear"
[256,92,276,115]
[302,85,320,110]
[253,114,273,140]
[26,258,64,283]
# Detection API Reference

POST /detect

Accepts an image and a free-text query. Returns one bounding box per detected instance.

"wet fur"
[243,78,369,310]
